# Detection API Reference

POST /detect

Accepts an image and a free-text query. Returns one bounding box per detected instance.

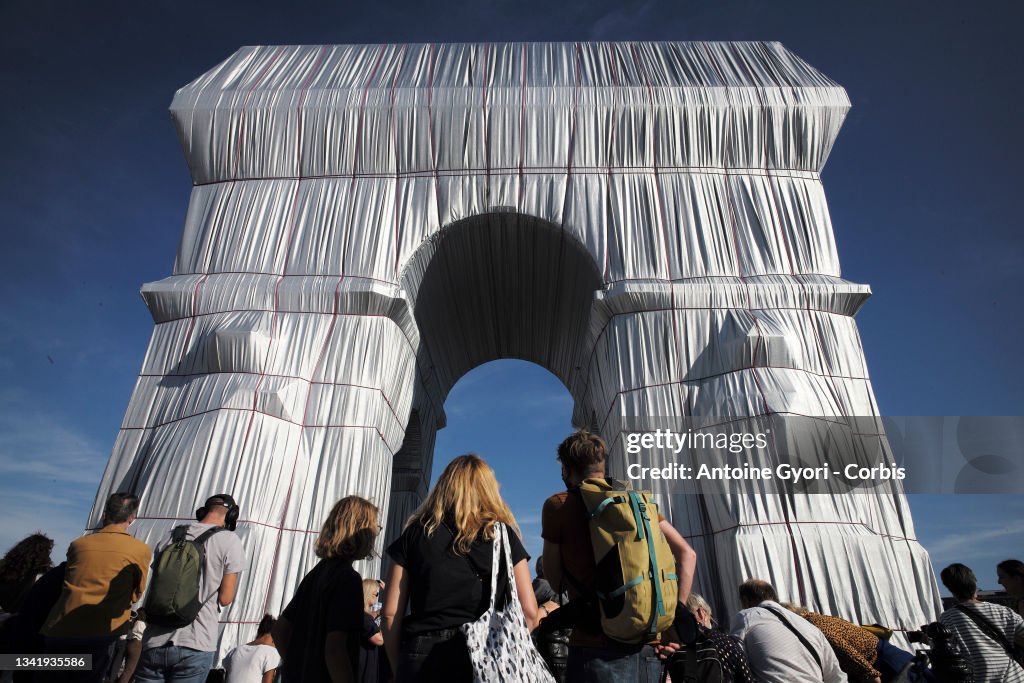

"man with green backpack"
[541,430,697,683]
[134,493,246,683]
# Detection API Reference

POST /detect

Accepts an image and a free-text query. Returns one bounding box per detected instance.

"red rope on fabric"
[602,43,619,284]
[261,45,390,617]
[392,45,409,279]
[632,43,684,391]
[558,43,582,231]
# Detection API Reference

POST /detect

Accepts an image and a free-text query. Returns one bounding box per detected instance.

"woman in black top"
[274,496,380,683]
[381,454,540,682]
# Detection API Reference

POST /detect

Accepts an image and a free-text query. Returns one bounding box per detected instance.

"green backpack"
[576,478,678,644]
[144,525,223,627]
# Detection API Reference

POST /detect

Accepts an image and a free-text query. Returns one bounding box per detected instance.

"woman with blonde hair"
[381,454,540,682]
[274,495,381,683]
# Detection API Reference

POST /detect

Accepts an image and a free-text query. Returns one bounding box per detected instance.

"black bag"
[661,637,728,682]
[532,592,589,682]
[533,620,570,683]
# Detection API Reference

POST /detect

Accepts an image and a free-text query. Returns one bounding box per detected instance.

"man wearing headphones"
[135,494,246,683]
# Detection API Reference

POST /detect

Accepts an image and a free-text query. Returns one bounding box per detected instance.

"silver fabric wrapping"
[91,42,939,659]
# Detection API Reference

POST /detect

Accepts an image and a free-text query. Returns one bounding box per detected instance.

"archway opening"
[391,211,605,556]
[401,211,604,407]
[431,359,573,560]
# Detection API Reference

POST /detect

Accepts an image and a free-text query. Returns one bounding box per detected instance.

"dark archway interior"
[402,212,604,406]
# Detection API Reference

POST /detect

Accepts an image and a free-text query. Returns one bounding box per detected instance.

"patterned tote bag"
[459,522,556,683]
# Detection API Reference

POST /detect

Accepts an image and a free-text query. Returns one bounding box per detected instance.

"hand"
[653,642,680,661]
[540,601,559,616]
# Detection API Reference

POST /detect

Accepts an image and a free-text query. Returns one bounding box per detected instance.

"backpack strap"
[193,526,225,546]
[193,527,227,610]
[627,489,666,641]
[442,522,508,604]
[170,525,190,543]
[953,603,1024,664]
[760,604,823,672]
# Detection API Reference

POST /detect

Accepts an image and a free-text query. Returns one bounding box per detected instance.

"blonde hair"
[362,578,381,610]
[406,454,518,554]
[315,496,379,561]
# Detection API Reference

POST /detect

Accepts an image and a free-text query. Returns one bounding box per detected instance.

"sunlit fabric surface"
[92,42,939,659]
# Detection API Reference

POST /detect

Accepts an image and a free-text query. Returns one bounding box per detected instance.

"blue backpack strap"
[590,495,626,518]
[628,491,665,639]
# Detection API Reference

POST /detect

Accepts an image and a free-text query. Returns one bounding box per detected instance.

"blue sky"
[0,0,1022,595]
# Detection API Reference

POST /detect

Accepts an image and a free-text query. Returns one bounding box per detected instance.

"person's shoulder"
[222,529,244,549]
[979,600,1013,613]
[125,534,151,554]
[67,532,90,552]
[395,521,430,550]
[732,607,757,627]
[542,491,571,514]
[203,525,243,550]
[759,600,792,617]
[803,610,842,631]
[737,602,785,628]
[403,520,429,539]
[544,490,569,505]
[257,643,281,661]
[978,600,1021,622]
[320,557,360,585]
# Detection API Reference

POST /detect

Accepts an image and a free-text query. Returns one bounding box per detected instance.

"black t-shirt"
[386,522,530,636]
[0,563,65,653]
[357,613,380,681]
[280,558,363,683]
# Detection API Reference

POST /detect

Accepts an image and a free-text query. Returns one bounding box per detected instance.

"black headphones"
[196,493,240,531]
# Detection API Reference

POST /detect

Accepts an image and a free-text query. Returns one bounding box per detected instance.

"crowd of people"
[0,430,1022,682]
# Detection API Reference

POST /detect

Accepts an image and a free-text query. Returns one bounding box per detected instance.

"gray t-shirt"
[143,523,246,652]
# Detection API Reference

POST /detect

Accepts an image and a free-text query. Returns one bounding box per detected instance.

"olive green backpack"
[144,525,223,627]
[576,478,678,644]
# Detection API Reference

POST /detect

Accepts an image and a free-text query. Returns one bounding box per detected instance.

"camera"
[904,622,973,682]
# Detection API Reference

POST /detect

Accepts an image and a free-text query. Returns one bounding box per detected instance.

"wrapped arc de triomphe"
[90,42,941,656]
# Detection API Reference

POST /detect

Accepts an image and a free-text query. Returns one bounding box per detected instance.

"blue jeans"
[565,644,661,683]
[133,645,215,683]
